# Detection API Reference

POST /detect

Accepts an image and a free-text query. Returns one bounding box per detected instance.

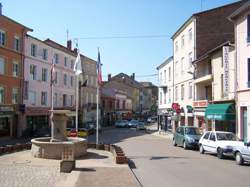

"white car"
[233,142,250,165]
[199,131,242,159]
[115,120,128,128]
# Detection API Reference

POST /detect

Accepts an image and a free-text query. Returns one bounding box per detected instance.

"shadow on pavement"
[74,168,96,172]
[76,152,108,160]
[127,159,137,169]
[128,155,187,160]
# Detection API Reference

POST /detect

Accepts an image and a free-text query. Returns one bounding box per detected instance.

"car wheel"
[217,147,224,159]
[183,141,187,150]
[199,145,204,154]
[235,152,244,165]
[173,139,177,146]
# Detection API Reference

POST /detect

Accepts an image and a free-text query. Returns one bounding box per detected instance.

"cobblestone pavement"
[0,164,66,187]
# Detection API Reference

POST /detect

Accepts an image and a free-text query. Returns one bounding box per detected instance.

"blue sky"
[1,0,237,84]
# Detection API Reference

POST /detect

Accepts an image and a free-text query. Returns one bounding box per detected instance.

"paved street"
[89,126,250,187]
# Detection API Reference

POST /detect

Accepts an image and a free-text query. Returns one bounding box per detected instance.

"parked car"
[67,128,88,137]
[147,116,157,123]
[233,141,250,165]
[115,120,128,128]
[173,126,202,149]
[128,119,139,128]
[136,121,146,130]
[199,131,241,159]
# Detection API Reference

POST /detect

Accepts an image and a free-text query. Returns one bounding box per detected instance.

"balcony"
[194,62,212,84]
[194,74,213,84]
[159,79,169,88]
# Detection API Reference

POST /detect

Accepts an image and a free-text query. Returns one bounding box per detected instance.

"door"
[243,107,248,143]
[202,132,210,152]
[208,132,217,153]
[242,144,250,161]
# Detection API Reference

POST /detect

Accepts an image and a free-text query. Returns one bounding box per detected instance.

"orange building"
[0,11,32,137]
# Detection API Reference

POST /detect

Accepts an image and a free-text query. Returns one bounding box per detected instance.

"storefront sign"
[193,101,208,108]
[0,106,14,112]
[206,114,223,120]
[223,46,229,98]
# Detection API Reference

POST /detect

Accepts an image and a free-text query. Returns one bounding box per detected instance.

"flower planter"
[96,144,104,150]
[116,156,127,164]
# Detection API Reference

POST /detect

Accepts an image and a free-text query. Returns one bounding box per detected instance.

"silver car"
[233,142,250,165]
[115,120,128,128]
[136,121,146,130]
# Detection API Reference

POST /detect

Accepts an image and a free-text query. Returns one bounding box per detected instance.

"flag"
[50,58,56,86]
[97,49,102,85]
[74,51,82,75]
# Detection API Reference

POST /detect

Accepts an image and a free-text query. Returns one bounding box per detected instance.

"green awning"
[186,105,193,110]
[205,103,235,121]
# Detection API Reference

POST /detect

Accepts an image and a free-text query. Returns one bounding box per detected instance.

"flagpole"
[76,73,79,135]
[50,62,54,141]
[96,82,99,145]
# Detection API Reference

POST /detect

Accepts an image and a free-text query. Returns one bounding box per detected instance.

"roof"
[193,41,232,64]
[228,0,250,20]
[111,73,142,88]
[44,39,77,56]
[140,82,157,88]
[171,1,243,39]
[0,15,33,32]
[156,56,173,70]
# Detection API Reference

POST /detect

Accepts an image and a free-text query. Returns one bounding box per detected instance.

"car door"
[242,142,250,161]
[175,127,181,145]
[208,132,217,153]
[179,127,185,145]
[201,132,210,151]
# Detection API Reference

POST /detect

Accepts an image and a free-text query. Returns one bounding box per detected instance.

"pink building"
[229,1,250,142]
[21,35,76,136]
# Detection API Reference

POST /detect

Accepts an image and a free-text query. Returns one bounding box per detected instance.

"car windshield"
[216,132,238,141]
[185,128,201,135]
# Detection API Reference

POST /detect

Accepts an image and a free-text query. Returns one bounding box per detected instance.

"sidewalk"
[0,148,139,187]
[146,124,173,140]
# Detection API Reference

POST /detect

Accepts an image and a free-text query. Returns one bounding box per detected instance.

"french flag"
[97,49,102,86]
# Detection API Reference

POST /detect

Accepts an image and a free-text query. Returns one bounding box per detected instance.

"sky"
[1,0,238,84]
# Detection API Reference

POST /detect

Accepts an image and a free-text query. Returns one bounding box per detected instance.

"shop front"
[171,103,180,132]
[193,100,208,132]
[205,103,235,133]
[0,106,16,138]
[186,105,194,126]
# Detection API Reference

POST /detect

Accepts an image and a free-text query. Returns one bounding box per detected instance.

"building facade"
[229,1,250,142]
[0,13,32,137]
[157,56,174,130]
[21,37,76,136]
[171,1,243,131]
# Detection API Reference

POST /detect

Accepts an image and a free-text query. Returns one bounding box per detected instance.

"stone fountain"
[31,110,87,159]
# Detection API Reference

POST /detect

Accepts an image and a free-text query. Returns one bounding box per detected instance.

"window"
[167,89,170,104]
[175,41,178,52]
[0,30,6,46]
[42,68,48,82]
[71,60,74,69]
[160,92,162,105]
[41,91,47,106]
[30,64,37,80]
[12,88,19,104]
[64,57,67,67]
[31,44,37,57]
[175,86,178,101]
[181,57,184,73]
[63,94,67,106]
[43,49,48,60]
[188,28,192,42]
[168,67,171,81]
[54,93,58,107]
[188,52,193,69]
[203,132,210,140]
[123,100,126,109]
[14,36,20,51]
[248,58,250,87]
[0,86,4,104]
[164,92,166,104]
[175,61,178,76]
[209,133,216,141]
[0,57,5,75]
[54,54,59,64]
[70,76,74,87]
[55,72,58,84]
[164,70,166,83]
[181,84,184,100]
[181,35,185,48]
[29,91,36,105]
[247,14,250,43]
[189,82,192,99]
[70,95,73,106]
[116,100,120,109]
[64,74,67,85]
[12,62,19,77]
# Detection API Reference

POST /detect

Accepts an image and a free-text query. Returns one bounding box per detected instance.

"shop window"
[12,88,19,104]
[0,57,5,75]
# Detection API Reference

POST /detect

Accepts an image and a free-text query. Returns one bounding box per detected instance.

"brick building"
[0,11,32,137]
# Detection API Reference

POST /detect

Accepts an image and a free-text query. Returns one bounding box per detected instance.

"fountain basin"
[31,137,87,159]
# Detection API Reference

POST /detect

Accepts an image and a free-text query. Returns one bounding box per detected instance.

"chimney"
[108,74,112,81]
[67,40,72,50]
[131,73,135,80]
[0,3,2,15]
[74,48,78,54]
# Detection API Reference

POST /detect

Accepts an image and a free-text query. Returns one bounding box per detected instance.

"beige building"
[229,1,250,141]
[79,55,98,124]
[193,42,236,132]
